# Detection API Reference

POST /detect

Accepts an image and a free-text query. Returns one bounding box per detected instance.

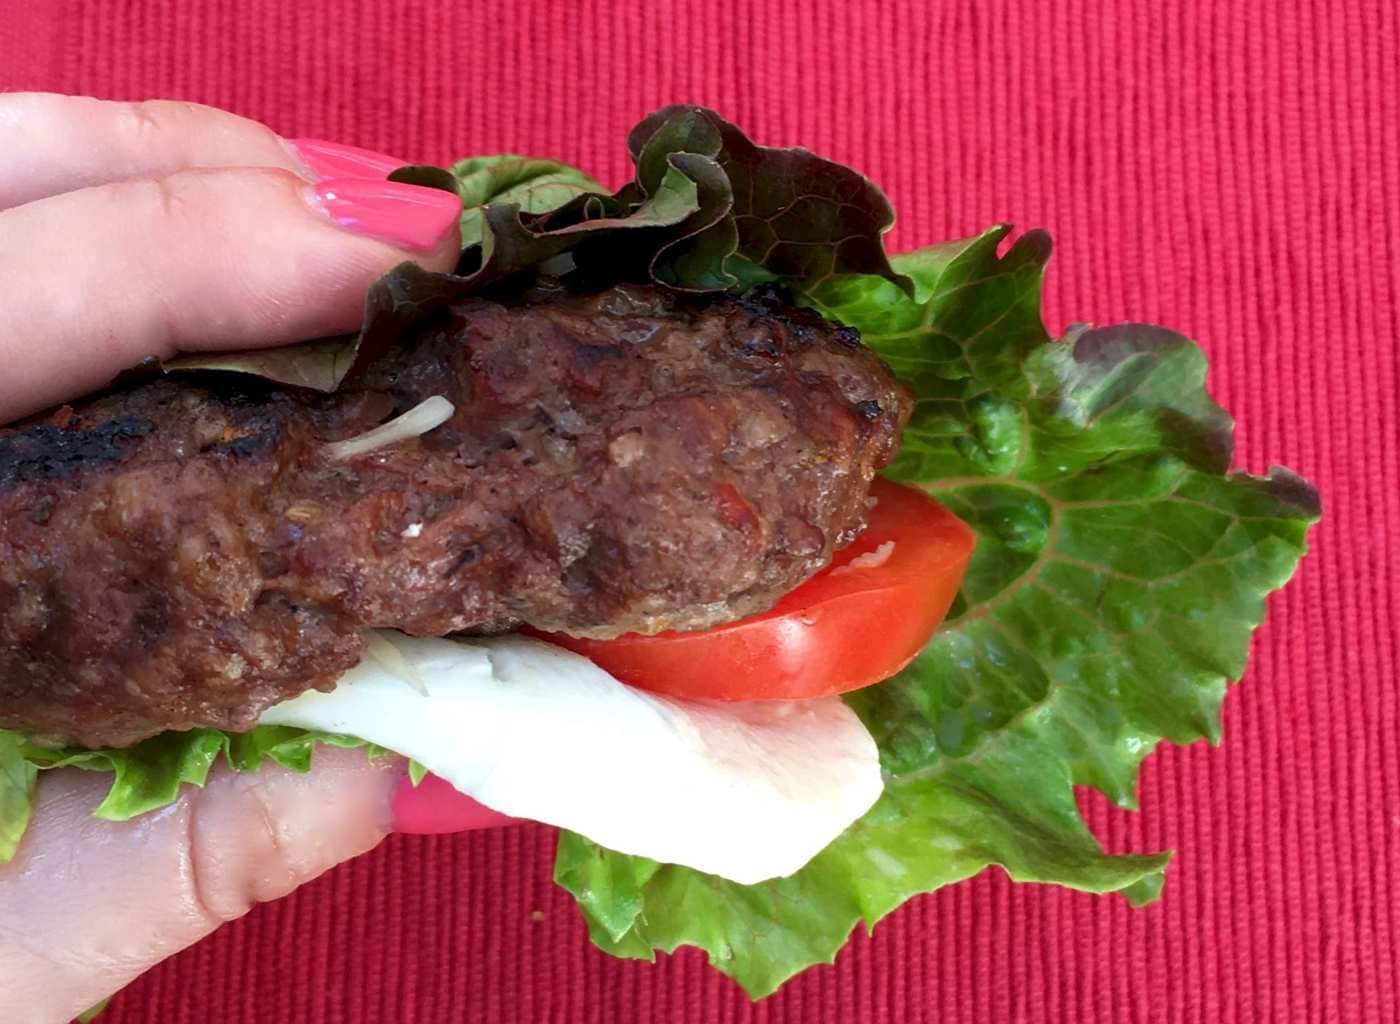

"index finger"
[0,93,309,209]
[0,165,463,423]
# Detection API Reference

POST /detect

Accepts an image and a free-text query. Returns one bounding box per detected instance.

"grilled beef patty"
[0,281,909,747]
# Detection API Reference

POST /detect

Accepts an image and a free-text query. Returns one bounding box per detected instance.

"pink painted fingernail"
[287,138,411,181]
[307,177,461,252]
[392,770,521,834]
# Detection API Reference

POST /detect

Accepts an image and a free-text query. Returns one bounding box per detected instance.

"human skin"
[0,92,496,1022]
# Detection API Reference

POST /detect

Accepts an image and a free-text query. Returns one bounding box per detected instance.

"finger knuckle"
[180,801,230,928]
[119,98,206,145]
[185,775,304,925]
[104,174,207,248]
[117,98,286,164]
[122,166,297,225]
[146,172,195,222]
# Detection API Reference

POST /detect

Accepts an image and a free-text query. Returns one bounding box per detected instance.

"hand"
[0,93,494,1023]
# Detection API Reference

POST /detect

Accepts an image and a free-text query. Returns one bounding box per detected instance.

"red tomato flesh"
[542,478,976,701]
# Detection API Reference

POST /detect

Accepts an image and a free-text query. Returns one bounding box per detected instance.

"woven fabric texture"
[2,1,1397,1020]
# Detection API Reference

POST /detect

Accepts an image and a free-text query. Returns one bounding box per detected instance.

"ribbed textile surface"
[2,1,1397,1021]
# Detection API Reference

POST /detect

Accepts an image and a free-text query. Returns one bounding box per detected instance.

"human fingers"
[0,93,409,209]
[0,749,401,1023]
[0,165,461,422]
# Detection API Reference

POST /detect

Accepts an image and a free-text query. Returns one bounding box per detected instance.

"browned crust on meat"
[0,281,909,747]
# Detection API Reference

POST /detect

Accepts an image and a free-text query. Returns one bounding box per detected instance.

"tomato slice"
[543,477,975,701]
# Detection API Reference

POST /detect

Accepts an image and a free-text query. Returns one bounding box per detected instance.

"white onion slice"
[260,632,882,884]
[325,396,455,460]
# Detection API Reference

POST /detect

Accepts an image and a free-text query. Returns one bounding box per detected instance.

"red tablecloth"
[3,1,1397,1021]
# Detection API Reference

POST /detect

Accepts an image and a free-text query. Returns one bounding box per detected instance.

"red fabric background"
[3,1,1397,1021]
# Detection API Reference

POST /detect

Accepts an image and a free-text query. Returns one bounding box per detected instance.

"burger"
[0,106,1318,996]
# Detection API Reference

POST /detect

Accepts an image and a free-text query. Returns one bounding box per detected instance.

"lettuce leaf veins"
[556,226,1318,996]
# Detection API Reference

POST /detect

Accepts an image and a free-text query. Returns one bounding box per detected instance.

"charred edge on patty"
[0,281,911,748]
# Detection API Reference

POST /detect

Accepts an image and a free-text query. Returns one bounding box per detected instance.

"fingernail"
[307,177,461,252]
[286,138,410,181]
[391,770,520,834]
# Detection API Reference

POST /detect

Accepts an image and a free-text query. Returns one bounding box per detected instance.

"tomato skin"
[541,478,975,701]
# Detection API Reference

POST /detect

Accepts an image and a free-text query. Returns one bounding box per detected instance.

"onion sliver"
[325,396,455,460]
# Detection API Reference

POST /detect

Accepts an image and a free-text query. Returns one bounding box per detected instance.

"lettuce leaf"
[444,155,605,247]
[622,105,907,290]
[555,226,1319,996]
[0,731,37,863]
[0,726,388,860]
[165,106,905,392]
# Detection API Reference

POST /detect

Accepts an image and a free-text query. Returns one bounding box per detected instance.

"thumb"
[0,748,400,1023]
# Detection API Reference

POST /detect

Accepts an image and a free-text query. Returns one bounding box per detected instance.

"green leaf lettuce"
[0,727,389,861]
[0,731,37,863]
[0,113,1318,1001]
[555,226,1318,996]
[165,105,906,392]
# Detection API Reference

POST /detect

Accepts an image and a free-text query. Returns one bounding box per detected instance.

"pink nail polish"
[287,138,411,181]
[392,770,520,834]
[308,177,461,252]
